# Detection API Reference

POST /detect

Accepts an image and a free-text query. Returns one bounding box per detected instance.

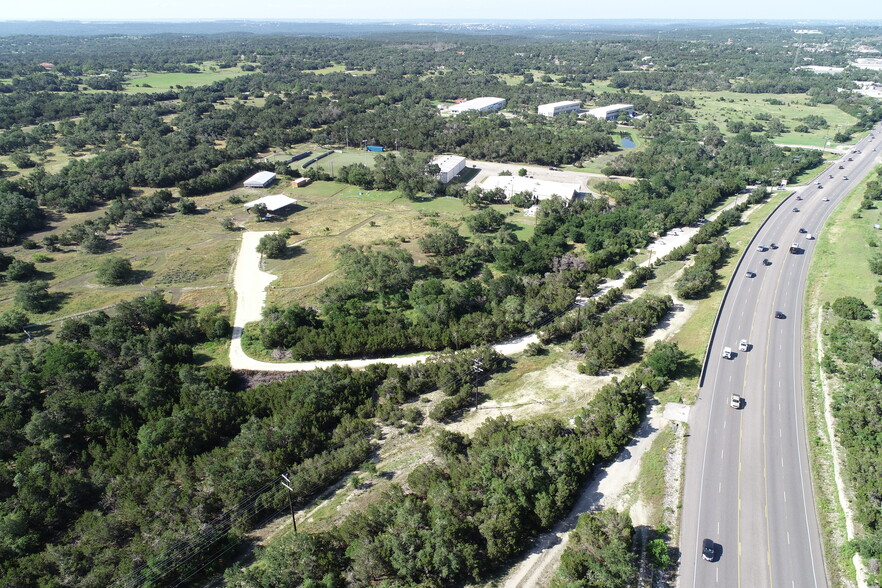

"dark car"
[763,258,771,266]
[702,538,715,562]
[792,207,799,212]
[799,228,807,234]
[746,270,755,278]
[839,165,845,169]
[770,243,777,249]
[775,311,786,319]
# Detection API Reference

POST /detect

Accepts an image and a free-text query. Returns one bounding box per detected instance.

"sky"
[3,0,881,22]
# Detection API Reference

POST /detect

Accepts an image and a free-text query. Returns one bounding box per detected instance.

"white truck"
[722,347,732,359]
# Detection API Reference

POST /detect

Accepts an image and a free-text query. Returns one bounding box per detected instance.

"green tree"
[176,198,197,214]
[256,233,287,259]
[96,257,133,286]
[252,202,269,221]
[831,296,873,320]
[15,281,51,312]
[6,259,37,282]
[0,308,29,334]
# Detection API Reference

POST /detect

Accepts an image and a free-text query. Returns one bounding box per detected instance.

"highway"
[679,126,882,588]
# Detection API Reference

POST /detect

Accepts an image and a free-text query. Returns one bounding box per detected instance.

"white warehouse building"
[480,176,581,203]
[243,171,277,188]
[430,155,467,184]
[538,100,581,117]
[586,103,635,121]
[448,97,506,114]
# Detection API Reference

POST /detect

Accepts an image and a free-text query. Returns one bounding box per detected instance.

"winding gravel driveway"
[229,231,538,371]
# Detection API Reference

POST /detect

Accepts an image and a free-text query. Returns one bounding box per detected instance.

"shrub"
[831,296,873,320]
[96,257,133,286]
[6,259,37,281]
[15,281,51,312]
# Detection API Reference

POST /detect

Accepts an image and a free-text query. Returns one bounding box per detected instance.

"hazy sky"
[3,0,880,22]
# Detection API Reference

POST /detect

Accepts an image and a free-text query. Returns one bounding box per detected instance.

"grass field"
[121,62,255,93]
[661,90,859,148]
[807,166,882,316]
[307,149,383,173]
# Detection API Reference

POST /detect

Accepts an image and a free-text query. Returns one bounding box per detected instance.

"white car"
[822,197,829,201]
[738,339,749,352]
[730,394,742,409]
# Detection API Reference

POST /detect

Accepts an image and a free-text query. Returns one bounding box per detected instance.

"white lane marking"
[721,449,725,459]
[784,490,787,503]
[716,568,719,583]
[729,375,733,382]
[788,531,791,545]
[779,428,783,438]
[719,482,722,493]
[782,457,784,468]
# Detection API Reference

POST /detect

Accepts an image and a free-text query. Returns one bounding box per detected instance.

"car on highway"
[817,184,823,189]
[793,207,799,212]
[799,227,806,233]
[770,242,777,249]
[756,244,766,252]
[739,339,749,352]
[844,176,849,180]
[763,258,771,266]
[730,394,742,409]
[702,538,716,561]
[722,346,732,359]
[775,311,786,319]
[839,165,845,169]
[828,174,834,179]
[746,270,755,278]
[796,195,802,200]
[848,157,853,161]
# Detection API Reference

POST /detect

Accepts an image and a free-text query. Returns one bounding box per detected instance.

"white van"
[806,233,813,240]
[722,347,732,359]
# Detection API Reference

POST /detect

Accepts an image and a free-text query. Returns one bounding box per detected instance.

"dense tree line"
[226,341,686,586]
[0,293,514,586]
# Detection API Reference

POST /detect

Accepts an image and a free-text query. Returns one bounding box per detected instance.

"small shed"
[292,177,311,187]
[243,171,277,188]
[243,194,298,214]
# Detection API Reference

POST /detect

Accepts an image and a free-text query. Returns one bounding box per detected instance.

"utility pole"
[393,128,399,152]
[472,359,484,410]
[280,474,297,533]
[344,125,349,149]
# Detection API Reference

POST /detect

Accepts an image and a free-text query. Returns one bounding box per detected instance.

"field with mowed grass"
[670,90,858,148]
[807,165,882,315]
[120,62,256,92]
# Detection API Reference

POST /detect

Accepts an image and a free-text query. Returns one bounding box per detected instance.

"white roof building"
[243,171,277,188]
[480,176,581,202]
[538,100,581,116]
[243,194,298,212]
[586,103,635,121]
[430,155,467,184]
[448,97,506,114]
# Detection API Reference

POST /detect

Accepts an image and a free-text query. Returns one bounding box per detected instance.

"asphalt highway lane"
[679,126,882,588]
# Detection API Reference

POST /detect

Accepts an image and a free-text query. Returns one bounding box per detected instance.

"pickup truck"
[790,242,800,254]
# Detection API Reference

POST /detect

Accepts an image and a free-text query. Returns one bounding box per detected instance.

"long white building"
[480,176,581,202]
[243,171,277,188]
[586,103,634,121]
[538,100,581,117]
[448,97,506,114]
[430,155,467,184]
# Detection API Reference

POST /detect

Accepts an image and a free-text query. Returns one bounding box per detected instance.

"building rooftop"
[480,176,581,201]
[431,154,466,173]
[243,194,298,212]
[244,171,277,186]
